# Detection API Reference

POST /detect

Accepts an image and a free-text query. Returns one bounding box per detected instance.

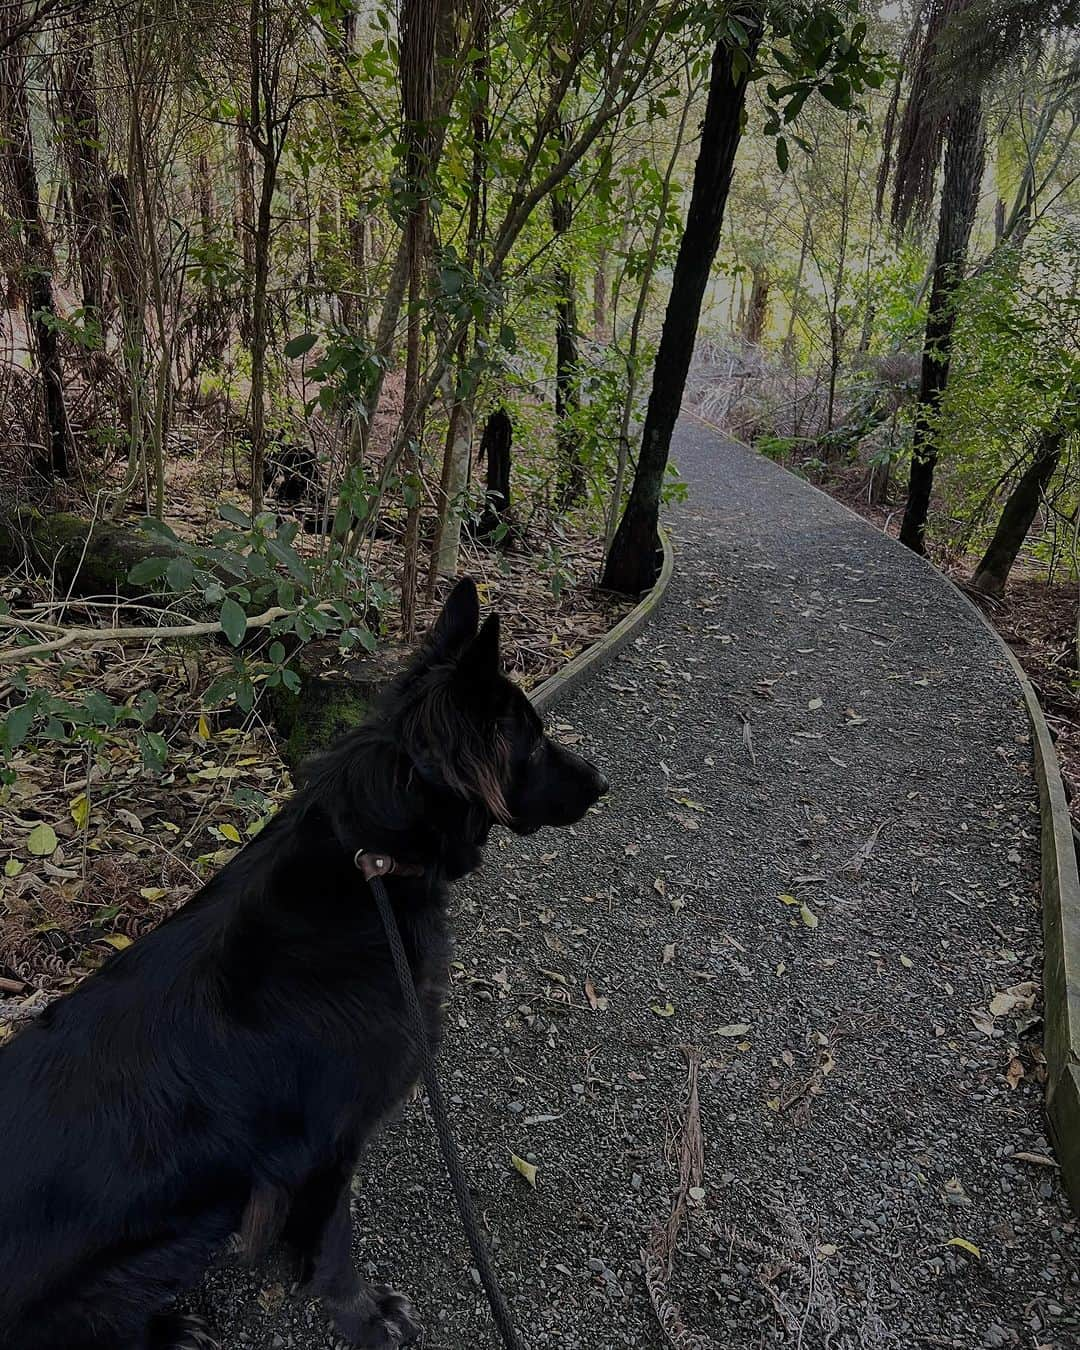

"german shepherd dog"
[0,579,607,1349]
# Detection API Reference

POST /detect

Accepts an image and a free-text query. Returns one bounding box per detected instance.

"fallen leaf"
[510,1152,537,1188]
[777,892,799,906]
[197,713,211,740]
[139,887,166,902]
[800,903,818,929]
[27,824,58,857]
[945,1237,980,1258]
[4,859,23,877]
[662,943,676,966]
[651,1002,675,1018]
[584,977,608,1012]
[653,876,666,897]
[219,823,241,844]
[688,1186,706,1202]
[808,697,823,710]
[100,934,133,951]
[817,1243,837,1257]
[899,954,914,969]
[70,794,90,831]
[716,1023,750,1037]
[1011,1151,1057,1168]
[1005,1058,1025,1089]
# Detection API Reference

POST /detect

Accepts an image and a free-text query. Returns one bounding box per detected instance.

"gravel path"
[198,417,1079,1349]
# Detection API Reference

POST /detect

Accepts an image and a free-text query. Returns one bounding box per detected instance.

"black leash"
[356,851,525,1350]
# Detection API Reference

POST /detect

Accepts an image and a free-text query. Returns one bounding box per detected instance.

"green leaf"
[166,556,195,592]
[4,701,35,748]
[128,555,171,585]
[27,823,58,856]
[510,1152,537,1188]
[220,597,247,647]
[775,136,789,173]
[218,502,251,528]
[284,333,318,359]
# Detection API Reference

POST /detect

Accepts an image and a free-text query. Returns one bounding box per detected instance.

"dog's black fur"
[0,579,607,1350]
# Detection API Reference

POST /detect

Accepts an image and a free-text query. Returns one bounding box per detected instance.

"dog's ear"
[456,613,500,681]
[430,577,480,656]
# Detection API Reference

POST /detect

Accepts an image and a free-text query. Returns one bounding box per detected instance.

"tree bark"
[59,13,107,325]
[899,97,986,554]
[742,265,769,345]
[593,246,609,339]
[970,424,1065,596]
[602,22,762,594]
[1,9,72,477]
[551,88,582,507]
[477,407,512,538]
[397,0,441,638]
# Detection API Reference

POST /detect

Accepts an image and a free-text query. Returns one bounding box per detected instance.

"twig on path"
[642,1047,717,1350]
[739,711,757,765]
[840,818,890,876]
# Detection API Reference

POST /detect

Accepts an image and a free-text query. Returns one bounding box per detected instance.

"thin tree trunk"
[783,215,810,360]
[742,265,769,345]
[235,117,256,348]
[971,423,1066,596]
[551,84,582,507]
[593,246,608,339]
[603,21,762,594]
[397,0,440,638]
[1,12,72,476]
[899,97,986,554]
[247,0,292,515]
[59,13,106,327]
[249,159,274,513]
[425,4,487,591]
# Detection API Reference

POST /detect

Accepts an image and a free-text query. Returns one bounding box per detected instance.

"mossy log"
[0,508,184,597]
[268,640,406,773]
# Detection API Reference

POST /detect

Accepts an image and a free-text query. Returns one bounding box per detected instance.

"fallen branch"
[642,1048,716,1350]
[0,602,334,665]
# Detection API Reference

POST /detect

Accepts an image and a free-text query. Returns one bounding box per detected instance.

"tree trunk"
[603,22,762,594]
[0,13,72,477]
[426,386,473,591]
[551,89,582,507]
[397,0,440,638]
[593,246,609,339]
[742,264,769,345]
[477,407,512,538]
[249,158,274,513]
[59,14,107,326]
[783,214,810,360]
[899,97,985,554]
[235,118,256,348]
[970,425,1065,596]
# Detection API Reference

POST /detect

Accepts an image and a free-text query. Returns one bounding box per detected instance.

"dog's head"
[396,578,608,837]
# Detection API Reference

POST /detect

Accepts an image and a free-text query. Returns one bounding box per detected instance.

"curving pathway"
[201,417,1079,1350]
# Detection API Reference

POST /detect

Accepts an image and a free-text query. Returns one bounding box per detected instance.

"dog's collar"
[354,849,426,882]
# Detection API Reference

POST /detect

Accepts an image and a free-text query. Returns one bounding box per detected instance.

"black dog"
[0,579,607,1349]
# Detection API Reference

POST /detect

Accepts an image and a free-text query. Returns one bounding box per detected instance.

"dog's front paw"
[330,1287,421,1347]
